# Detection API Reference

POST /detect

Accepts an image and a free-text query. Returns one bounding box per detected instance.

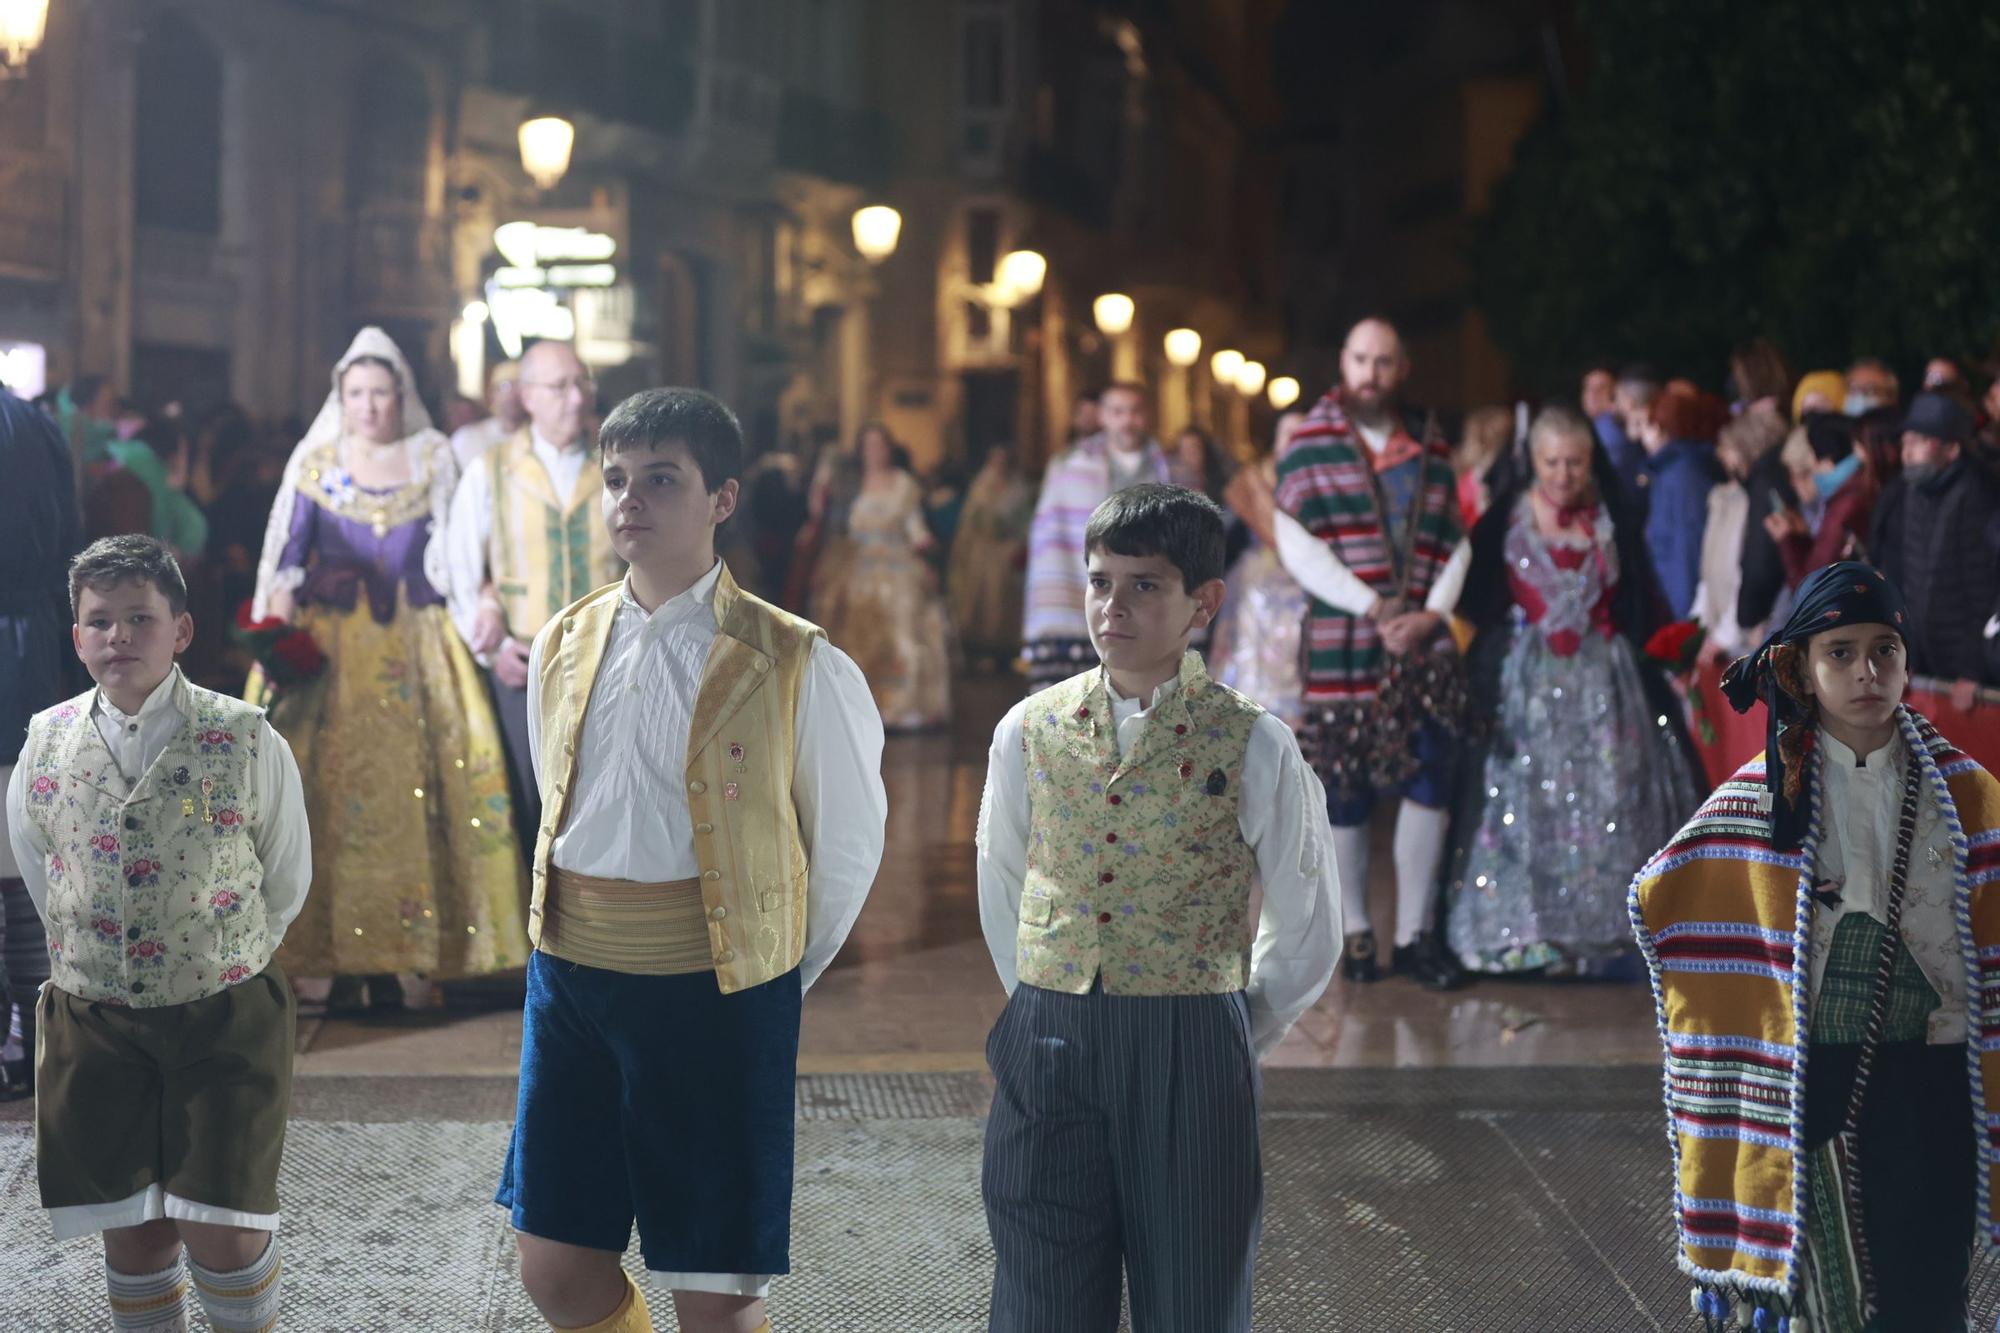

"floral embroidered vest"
[1019,653,1262,995]
[22,679,271,1008]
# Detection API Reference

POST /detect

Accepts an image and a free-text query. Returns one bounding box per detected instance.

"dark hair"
[598,387,744,492]
[1083,483,1226,590]
[1801,411,1856,465]
[1615,363,1662,396]
[1729,337,1793,405]
[1100,380,1146,402]
[1073,388,1100,406]
[69,534,188,617]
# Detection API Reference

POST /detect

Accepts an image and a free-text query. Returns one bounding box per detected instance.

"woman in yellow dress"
[249,328,528,1008]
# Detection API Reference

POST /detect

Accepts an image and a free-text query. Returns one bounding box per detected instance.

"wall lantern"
[0,0,49,76]
[1163,328,1202,369]
[852,205,902,263]
[1267,376,1301,410]
[1234,360,1267,398]
[1210,348,1244,384]
[518,114,576,191]
[1092,293,1135,337]
[996,249,1046,303]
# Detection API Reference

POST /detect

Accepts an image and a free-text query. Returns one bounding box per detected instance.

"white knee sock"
[190,1237,281,1333]
[1330,823,1372,936]
[1393,801,1451,947]
[107,1258,190,1332]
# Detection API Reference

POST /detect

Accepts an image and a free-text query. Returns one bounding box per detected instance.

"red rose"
[235,599,286,635]
[1645,621,1697,661]
[271,630,326,679]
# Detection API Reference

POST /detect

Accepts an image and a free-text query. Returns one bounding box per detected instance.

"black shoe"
[1340,931,1380,983]
[1392,931,1468,992]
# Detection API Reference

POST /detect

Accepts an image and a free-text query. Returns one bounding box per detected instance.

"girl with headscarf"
[1442,406,1701,975]
[1631,562,2000,1331]
[250,329,528,1007]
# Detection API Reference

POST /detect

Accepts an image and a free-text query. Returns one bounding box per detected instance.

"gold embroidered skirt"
[249,601,529,978]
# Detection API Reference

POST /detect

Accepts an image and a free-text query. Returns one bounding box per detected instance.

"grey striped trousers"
[982,981,1263,1333]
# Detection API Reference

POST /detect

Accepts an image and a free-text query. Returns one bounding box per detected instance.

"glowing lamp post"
[0,0,49,76]
[1267,376,1301,410]
[852,205,902,264]
[1163,328,1202,369]
[1210,348,1244,386]
[518,114,576,190]
[1234,361,1267,398]
[996,249,1046,304]
[1092,293,1135,337]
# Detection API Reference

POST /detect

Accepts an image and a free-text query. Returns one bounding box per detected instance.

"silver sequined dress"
[1446,498,1701,973]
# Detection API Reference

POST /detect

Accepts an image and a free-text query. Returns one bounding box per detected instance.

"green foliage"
[1472,0,2000,394]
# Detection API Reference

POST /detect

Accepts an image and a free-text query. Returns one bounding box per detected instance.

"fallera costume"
[811,467,953,729]
[977,651,1339,1332]
[497,560,886,1304]
[1632,563,2000,1331]
[251,328,528,980]
[8,664,309,1331]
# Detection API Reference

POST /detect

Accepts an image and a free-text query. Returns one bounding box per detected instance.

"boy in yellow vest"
[976,483,1341,1332]
[496,387,888,1333]
[7,534,311,1333]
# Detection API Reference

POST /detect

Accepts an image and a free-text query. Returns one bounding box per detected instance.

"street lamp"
[996,249,1046,304]
[1267,376,1301,410]
[0,0,50,75]
[1163,328,1202,369]
[1234,360,1267,398]
[518,114,575,190]
[852,205,902,263]
[1092,293,1135,337]
[1210,348,1244,385]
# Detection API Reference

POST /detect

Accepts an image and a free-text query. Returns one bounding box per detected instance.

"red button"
[1076,707,1090,718]
[1108,794,1122,805]
[1100,872,1115,884]
[1098,912,1112,923]
[1175,724,1188,734]
[1105,833,1118,843]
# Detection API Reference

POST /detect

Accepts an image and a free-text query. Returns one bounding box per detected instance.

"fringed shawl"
[1629,705,2000,1302]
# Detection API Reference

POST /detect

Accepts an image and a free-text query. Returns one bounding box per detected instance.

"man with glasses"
[443,339,621,852]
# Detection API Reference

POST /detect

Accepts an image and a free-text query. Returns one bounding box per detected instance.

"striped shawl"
[1022,434,1180,645]
[1274,389,1460,701]
[1629,706,2000,1300]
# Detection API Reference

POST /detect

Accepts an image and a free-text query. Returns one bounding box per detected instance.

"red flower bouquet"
[232,599,327,693]
[1643,619,1716,746]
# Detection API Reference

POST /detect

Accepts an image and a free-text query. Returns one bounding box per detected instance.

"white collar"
[618,560,724,626]
[530,425,588,459]
[96,666,183,727]
[1817,725,1902,773]
[1103,669,1181,713]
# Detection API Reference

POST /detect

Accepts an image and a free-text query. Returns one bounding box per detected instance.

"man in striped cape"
[1631,562,2000,1331]
[1272,318,1471,989]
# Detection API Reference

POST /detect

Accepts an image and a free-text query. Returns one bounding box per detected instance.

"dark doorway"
[960,368,1019,468]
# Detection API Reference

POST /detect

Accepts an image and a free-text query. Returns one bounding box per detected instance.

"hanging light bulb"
[518,114,576,190]
[1234,360,1267,397]
[851,205,903,263]
[1162,328,1202,369]
[1267,376,1301,410]
[1210,348,1244,384]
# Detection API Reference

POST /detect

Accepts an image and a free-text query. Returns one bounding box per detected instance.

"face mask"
[1813,453,1863,499]
[1843,390,1880,416]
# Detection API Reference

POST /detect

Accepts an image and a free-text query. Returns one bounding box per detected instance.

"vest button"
[127,926,140,940]
[690,781,707,794]
[696,822,714,834]
[564,619,575,632]
[1107,795,1121,806]
[1105,833,1118,843]
[718,949,735,963]
[753,658,770,672]
[703,869,721,881]
[1097,912,1112,924]
[130,980,145,994]
[709,905,727,921]
[1100,873,1114,884]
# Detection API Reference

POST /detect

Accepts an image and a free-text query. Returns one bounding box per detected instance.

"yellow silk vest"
[487,429,623,641]
[1018,652,1263,995]
[530,565,821,993]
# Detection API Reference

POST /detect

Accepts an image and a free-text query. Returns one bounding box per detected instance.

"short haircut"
[1100,380,1147,402]
[598,387,744,492]
[69,534,188,617]
[1528,404,1593,455]
[1615,363,1662,400]
[1084,483,1226,591]
[1073,388,1101,405]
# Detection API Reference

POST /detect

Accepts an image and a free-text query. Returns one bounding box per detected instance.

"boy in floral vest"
[6,535,311,1333]
[977,483,1341,1332]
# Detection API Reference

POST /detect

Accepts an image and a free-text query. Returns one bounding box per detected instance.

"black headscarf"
[1718,560,1909,850]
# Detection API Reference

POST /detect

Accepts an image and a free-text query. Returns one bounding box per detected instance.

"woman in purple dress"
[250,328,527,1007]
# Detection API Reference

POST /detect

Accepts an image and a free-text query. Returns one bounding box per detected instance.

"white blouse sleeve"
[793,638,888,991]
[975,701,1033,993]
[1274,509,1379,617]
[1238,713,1341,1057]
